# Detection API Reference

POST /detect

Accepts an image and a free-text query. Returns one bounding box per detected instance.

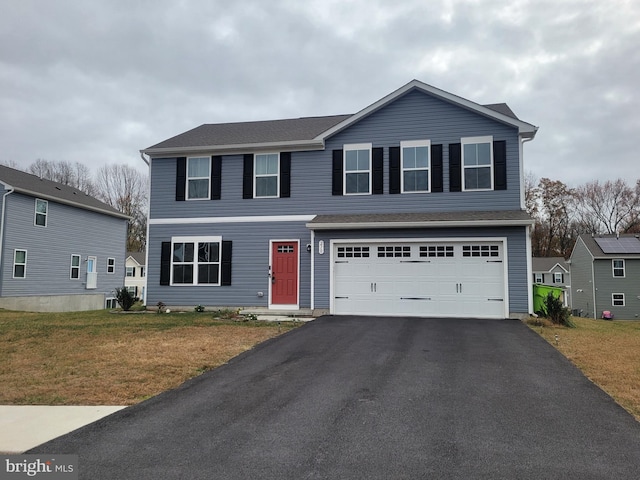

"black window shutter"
[211,156,222,200]
[176,157,186,201]
[431,144,443,192]
[221,241,232,286]
[160,241,171,286]
[389,146,400,194]
[332,150,343,196]
[280,152,291,198]
[449,144,462,192]
[493,140,507,190]
[243,154,253,199]
[372,147,384,194]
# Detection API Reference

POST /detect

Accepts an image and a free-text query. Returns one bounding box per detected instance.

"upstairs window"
[107,258,115,274]
[35,199,48,227]
[534,273,543,284]
[187,157,211,200]
[612,259,625,277]
[553,272,563,283]
[462,136,493,191]
[401,140,430,193]
[254,154,279,198]
[344,144,371,195]
[126,266,135,277]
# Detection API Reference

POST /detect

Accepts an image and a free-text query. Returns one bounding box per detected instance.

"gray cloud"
[1,0,638,186]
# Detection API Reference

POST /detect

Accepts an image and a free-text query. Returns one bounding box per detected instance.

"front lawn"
[529,317,640,421]
[0,309,300,405]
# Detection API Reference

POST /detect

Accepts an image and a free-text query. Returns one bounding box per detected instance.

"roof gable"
[0,165,128,220]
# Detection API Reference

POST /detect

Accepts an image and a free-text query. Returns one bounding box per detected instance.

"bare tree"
[27,159,97,195]
[574,179,640,235]
[95,164,148,252]
[530,178,575,257]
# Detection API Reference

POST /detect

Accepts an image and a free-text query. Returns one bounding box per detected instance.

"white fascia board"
[316,79,538,141]
[306,218,535,230]
[141,139,325,157]
[9,185,130,220]
[149,215,315,225]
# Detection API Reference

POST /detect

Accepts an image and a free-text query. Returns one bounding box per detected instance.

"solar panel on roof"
[593,237,640,254]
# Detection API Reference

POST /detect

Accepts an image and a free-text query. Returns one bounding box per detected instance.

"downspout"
[140,152,151,306]
[520,135,535,315]
[310,229,315,312]
[0,187,15,293]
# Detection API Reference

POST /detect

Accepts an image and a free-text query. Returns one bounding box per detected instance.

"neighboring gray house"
[0,165,129,312]
[570,234,640,320]
[140,80,538,319]
[532,256,571,305]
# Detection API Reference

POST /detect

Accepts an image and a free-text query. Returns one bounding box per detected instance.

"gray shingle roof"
[0,165,128,219]
[307,210,533,229]
[146,115,352,151]
[532,257,569,272]
[578,234,640,259]
[127,251,146,265]
[484,103,519,120]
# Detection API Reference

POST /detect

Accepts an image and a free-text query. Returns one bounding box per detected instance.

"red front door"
[271,242,298,306]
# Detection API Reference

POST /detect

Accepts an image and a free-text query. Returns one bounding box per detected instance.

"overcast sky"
[1,0,638,186]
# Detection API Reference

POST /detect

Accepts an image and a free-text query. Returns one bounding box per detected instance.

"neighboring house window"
[140,267,145,277]
[344,144,372,195]
[254,153,279,198]
[612,259,625,277]
[462,136,493,191]
[127,286,137,296]
[13,249,27,278]
[34,199,48,227]
[126,266,135,277]
[401,140,430,193]
[107,258,115,274]
[612,293,625,306]
[171,236,222,286]
[70,254,81,279]
[187,156,211,200]
[534,273,543,283]
[553,272,563,283]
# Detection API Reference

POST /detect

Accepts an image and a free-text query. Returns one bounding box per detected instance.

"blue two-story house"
[141,80,538,319]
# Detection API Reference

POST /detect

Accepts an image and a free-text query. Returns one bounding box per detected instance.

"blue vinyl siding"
[0,192,127,298]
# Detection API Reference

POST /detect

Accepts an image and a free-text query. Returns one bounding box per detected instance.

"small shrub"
[114,288,136,312]
[540,292,575,328]
[156,301,166,314]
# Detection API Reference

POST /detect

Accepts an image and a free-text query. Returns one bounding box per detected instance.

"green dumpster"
[533,284,565,314]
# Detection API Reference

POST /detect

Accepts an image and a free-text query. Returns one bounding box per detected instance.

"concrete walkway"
[0,406,126,454]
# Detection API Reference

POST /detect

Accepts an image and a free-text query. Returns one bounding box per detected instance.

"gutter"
[306,218,535,230]
[0,187,15,286]
[141,139,325,157]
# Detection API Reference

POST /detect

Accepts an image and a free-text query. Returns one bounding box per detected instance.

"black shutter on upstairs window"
[449,144,462,192]
[221,241,232,286]
[242,154,253,199]
[211,156,222,200]
[372,147,384,194]
[332,150,343,195]
[160,242,171,285]
[176,157,186,201]
[389,146,400,194]
[431,144,443,193]
[280,152,291,198]
[493,140,507,191]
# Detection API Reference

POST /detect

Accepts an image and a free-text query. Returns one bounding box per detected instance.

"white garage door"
[332,241,507,318]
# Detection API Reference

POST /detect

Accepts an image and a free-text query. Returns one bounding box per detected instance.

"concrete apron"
[0,406,126,454]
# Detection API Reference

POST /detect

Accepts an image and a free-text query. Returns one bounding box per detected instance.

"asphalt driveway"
[29,316,640,479]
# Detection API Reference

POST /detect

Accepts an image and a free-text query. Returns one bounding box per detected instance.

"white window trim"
[107,258,115,274]
[612,293,625,306]
[170,235,223,286]
[186,156,211,200]
[34,198,48,227]
[126,266,135,277]
[401,139,431,193]
[612,259,625,278]
[461,135,494,192]
[254,153,280,198]
[70,254,81,280]
[343,143,372,196]
[534,273,543,283]
[553,272,563,283]
[13,249,27,279]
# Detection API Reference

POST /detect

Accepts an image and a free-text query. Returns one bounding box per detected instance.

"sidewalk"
[0,406,126,454]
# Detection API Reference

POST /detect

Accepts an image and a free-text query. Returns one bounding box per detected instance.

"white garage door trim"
[329,237,509,318]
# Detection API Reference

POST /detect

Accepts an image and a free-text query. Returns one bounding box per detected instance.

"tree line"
[526,174,640,258]
[6,159,148,253]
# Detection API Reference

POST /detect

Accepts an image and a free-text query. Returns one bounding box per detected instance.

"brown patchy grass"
[528,317,640,421]
[0,309,300,405]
